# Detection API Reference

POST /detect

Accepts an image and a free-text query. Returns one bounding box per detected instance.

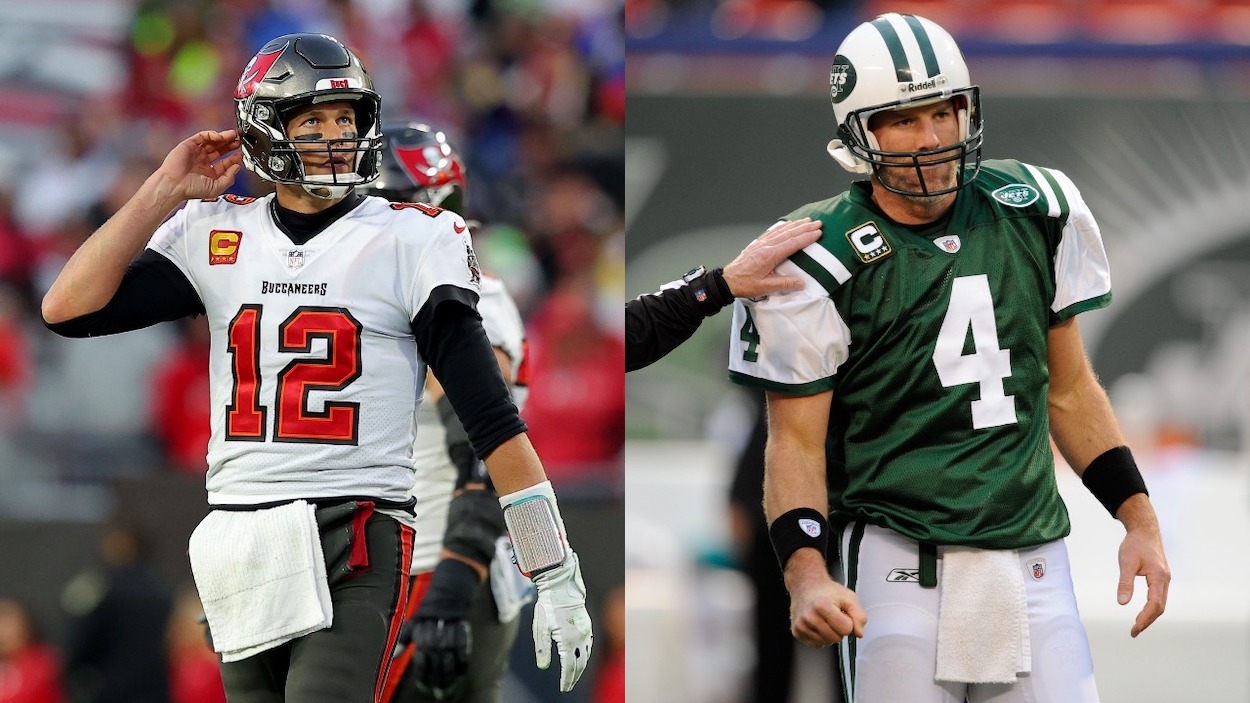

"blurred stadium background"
[0,1,622,702]
[626,1,1250,702]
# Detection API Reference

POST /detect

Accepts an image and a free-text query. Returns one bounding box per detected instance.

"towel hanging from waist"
[189,500,333,662]
[935,546,1031,684]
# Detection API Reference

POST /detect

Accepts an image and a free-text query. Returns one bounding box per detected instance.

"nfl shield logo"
[1030,559,1046,580]
[934,235,961,254]
[286,249,305,271]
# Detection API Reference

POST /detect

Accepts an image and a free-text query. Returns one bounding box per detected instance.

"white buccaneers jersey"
[147,193,481,506]
[409,275,526,573]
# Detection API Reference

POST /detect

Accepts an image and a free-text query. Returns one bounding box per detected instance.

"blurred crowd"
[0,525,222,703]
[0,0,625,498]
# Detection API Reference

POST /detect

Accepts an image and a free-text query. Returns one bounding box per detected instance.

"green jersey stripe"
[803,242,852,284]
[727,370,835,395]
[793,248,848,295]
[1038,167,1070,215]
[902,14,940,78]
[871,17,913,82]
[845,522,865,697]
[1024,163,1062,217]
[1054,291,1111,321]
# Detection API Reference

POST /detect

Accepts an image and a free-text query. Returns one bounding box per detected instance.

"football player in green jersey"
[728,13,1170,702]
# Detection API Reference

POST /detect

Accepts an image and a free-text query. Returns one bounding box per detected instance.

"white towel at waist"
[935,546,1031,684]
[189,500,333,662]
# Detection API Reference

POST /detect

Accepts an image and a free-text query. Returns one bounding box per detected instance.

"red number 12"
[226,304,363,444]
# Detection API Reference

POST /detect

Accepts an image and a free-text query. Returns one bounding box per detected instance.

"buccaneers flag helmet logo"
[235,47,285,100]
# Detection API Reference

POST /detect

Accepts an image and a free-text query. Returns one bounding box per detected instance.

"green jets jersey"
[728,159,1112,549]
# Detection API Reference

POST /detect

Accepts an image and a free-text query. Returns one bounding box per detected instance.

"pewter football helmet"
[361,122,468,213]
[234,33,383,199]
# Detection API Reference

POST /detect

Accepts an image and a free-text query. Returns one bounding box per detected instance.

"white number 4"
[932,274,1017,429]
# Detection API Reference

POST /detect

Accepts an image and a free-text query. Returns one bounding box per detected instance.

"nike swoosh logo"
[454,222,467,233]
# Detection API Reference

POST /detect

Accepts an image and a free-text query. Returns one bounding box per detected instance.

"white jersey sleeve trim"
[1047,169,1112,313]
[804,242,852,288]
[727,275,850,388]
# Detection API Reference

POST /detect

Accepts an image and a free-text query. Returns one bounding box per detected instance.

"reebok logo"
[887,568,920,583]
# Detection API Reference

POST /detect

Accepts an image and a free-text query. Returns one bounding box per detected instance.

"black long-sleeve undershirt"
[625,266,734,372]
[43,194,525,461]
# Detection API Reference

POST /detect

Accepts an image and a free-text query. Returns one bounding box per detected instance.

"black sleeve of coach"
[625,267,734,373]
[412,287,526,460]
[43,249,204,337]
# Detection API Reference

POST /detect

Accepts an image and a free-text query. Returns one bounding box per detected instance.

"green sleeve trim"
[728,370,836,395]
[1037,167,1070,218]
[791,249,842,297]
[1052,291,1112,323]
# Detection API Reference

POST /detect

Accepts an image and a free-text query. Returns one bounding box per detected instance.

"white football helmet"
[826,13,983,196]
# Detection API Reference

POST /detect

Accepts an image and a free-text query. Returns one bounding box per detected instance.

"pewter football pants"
[218,503,414,703]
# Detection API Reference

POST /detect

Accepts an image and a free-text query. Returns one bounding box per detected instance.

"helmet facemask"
[234,34,385,200]
[837,87,983,198]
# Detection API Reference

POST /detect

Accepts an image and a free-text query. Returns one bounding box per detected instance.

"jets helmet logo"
[830,55,857,104]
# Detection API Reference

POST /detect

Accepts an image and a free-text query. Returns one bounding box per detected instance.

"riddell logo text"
[906,79,937,93]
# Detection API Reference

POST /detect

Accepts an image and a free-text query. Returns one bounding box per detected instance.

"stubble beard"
[876,161,958,204]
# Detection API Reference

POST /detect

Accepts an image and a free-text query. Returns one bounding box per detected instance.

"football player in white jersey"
[41,33,591,703]
[364,123,531,703]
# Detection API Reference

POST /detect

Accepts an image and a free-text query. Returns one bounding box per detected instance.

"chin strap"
[302,174,366,200]
[827,139,873,175]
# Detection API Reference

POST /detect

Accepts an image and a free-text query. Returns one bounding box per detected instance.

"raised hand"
[157,129,244,201]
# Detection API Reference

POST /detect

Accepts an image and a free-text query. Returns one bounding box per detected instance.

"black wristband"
[683,267,733,318]
[1080,446,1148,517]
[768,508,829,571]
